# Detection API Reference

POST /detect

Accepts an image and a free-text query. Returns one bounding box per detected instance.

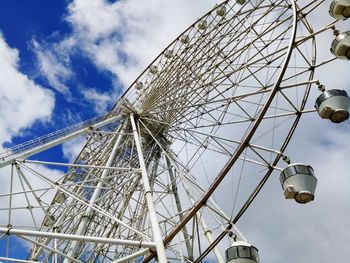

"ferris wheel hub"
[117,98,135,116]
[43,214,55,227]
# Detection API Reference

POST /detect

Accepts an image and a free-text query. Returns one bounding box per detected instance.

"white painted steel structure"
[0,0,348,262]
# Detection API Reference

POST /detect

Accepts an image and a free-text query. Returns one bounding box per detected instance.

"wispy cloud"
[31,39,73,95]
[81,87,114,114]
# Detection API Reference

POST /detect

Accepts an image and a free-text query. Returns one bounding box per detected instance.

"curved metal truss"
[0,0,347,262]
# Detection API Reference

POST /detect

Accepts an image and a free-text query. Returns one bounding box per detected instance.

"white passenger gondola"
[95,159,103,166]
[198,20,207,30]
[330,31,350,60]
[226,241,260,263]
[149,65,158,74]
[329,0,350,20]
[180,34,189,44]
[52,192,66,204]
[43,214,55,227]
[217,6,226,16]
[93,133,102,141]
[280,163,317,204]
[236,0,247,5]
[164,50,173,58]
[135,81,143,90]
[315,89,350,123]
[80,151,90,160]
[66,170,78,181]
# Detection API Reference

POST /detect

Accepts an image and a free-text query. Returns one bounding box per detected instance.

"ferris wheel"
[0,0,349,262]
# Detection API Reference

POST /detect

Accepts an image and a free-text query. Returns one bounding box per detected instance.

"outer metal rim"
[142,0,303,262]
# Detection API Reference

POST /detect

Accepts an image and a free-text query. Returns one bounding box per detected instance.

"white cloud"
[0,33,55,144]
[81,87,113,114]
[0,31,59,232]
[38,0,222,90]
[28,0,224,110]
[31,39,72,95]
[66,0,121,40]
[61,135,86,162]
[0,32,63,246]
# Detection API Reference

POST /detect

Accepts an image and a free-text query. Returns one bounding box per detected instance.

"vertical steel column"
[165,156,193,260]
[180,177,225,263]
[53,227,58,263]
[91,174,143,263]
[63,120,128,262]
[163,151,225,262]
[140,120,225,262]
[164,150,226,262]
[130,114,167,263]
[6,164,14,259]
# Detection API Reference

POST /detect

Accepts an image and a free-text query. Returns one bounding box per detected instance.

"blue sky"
[0,0,350,263]
[0,1,117,148]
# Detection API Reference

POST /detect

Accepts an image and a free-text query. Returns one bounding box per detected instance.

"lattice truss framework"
[0,0,346,262]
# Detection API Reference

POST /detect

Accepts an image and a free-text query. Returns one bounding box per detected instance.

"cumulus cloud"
[32,0,221,92]
[66,0,121,40]
[64,0,221,87]
[0,32,55,144]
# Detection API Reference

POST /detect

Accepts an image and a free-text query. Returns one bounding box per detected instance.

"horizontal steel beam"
[17,159,140,172]
[0,256,41,263]
[0,227,156,248]
[0,115,121,168]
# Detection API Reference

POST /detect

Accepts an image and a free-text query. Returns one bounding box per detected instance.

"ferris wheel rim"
[140,0,303,261]
[190,7,320,262]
